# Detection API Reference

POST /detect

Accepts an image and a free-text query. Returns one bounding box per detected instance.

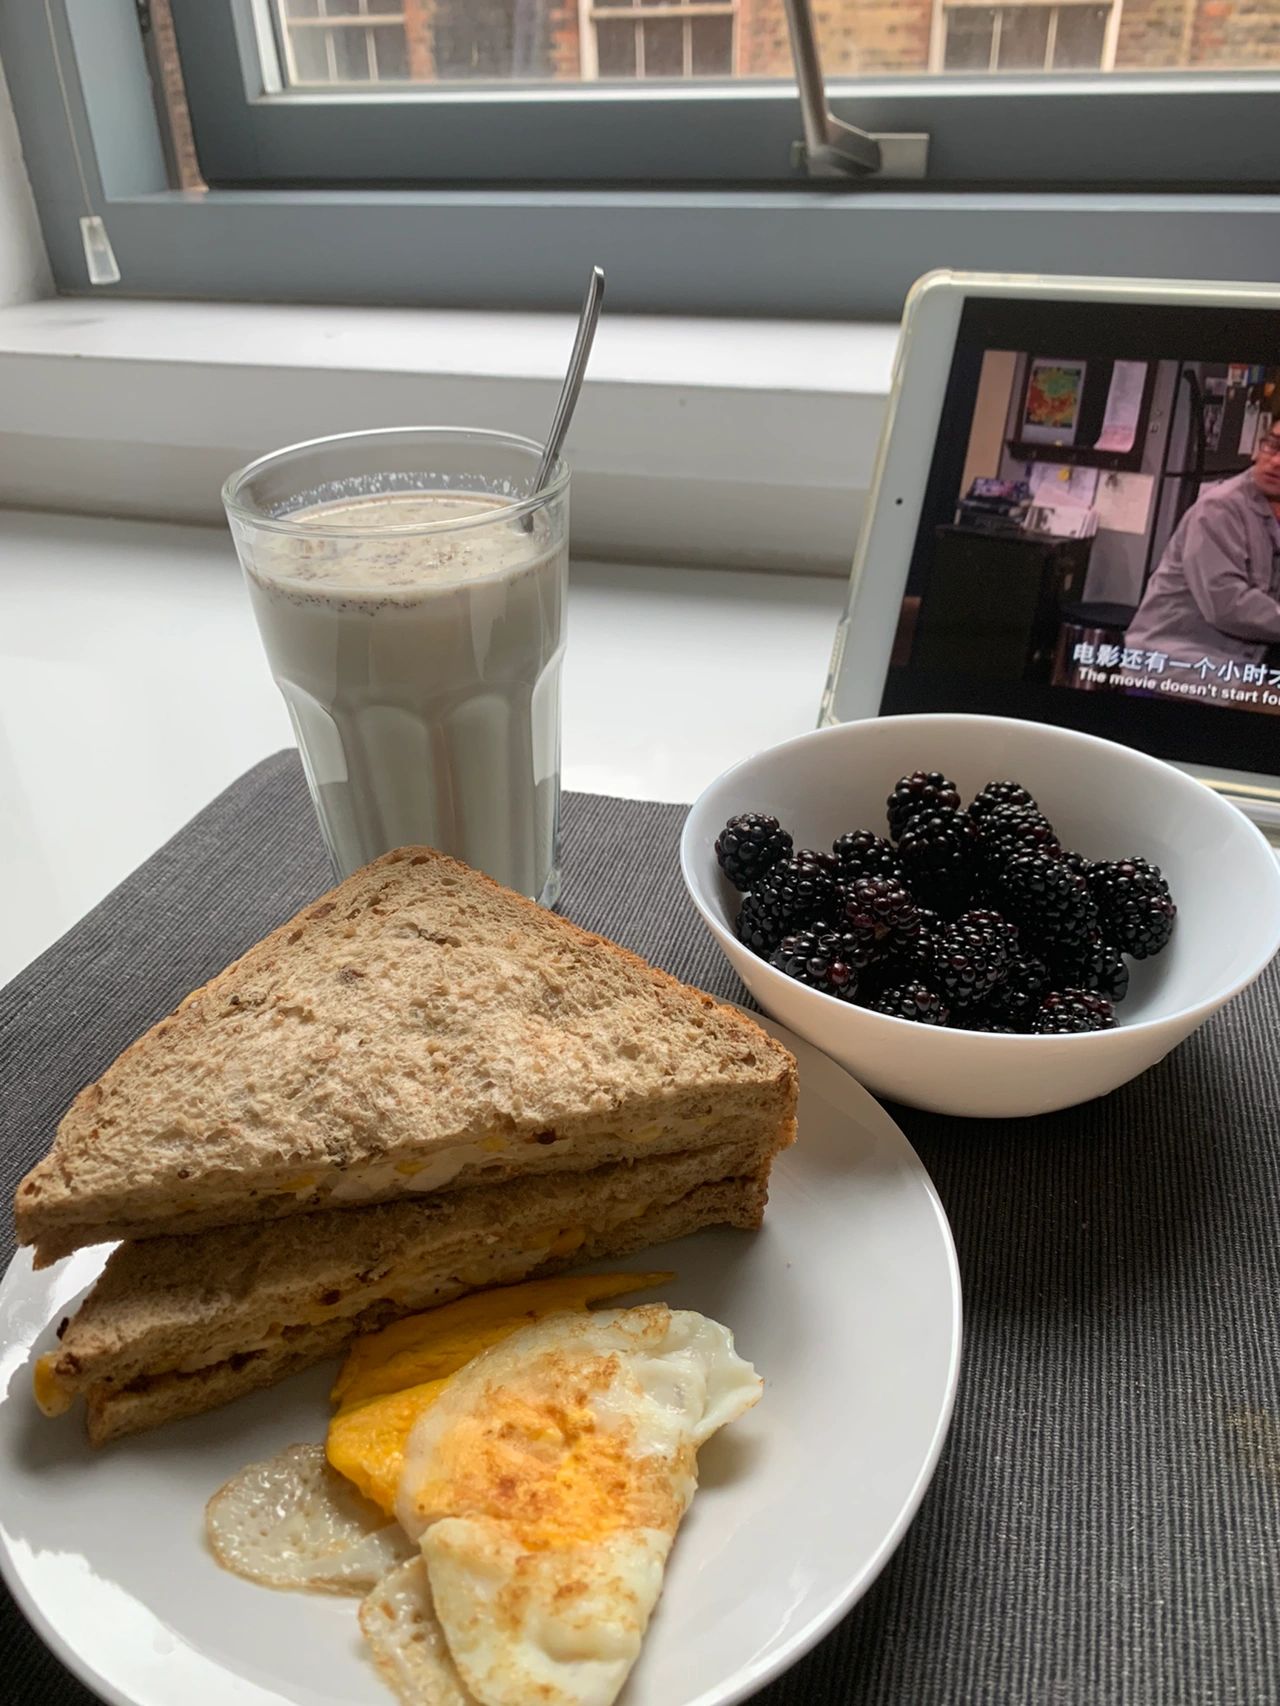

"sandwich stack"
[16,848,797,1443]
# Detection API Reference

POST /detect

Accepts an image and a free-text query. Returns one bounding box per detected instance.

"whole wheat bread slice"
[15,848,796,1266]
[43,1160,768,1444]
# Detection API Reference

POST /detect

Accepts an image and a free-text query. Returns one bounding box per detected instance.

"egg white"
[206,1441,414,1594]
[360,1556,475,1705]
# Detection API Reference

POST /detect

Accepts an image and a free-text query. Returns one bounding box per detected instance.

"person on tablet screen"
[1126,425,1280,671]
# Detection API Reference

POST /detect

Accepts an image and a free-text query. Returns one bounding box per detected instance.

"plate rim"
[686,1015,963,1706]
[0,1013,962,1706]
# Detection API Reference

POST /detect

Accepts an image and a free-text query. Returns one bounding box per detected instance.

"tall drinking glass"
[223,427,569,904]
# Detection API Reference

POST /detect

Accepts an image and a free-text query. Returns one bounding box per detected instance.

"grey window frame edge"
[178,0,1280,190]
[3,0,1279,321]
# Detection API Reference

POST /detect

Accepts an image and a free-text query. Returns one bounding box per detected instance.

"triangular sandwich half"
[16,848,796,1266]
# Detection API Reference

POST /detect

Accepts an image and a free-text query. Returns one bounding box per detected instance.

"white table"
[0,508,847,985]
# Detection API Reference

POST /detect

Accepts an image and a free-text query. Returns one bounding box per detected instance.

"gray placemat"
[3,751,1280,1706]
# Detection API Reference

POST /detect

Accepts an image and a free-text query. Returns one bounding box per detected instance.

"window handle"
[782,0,929,180]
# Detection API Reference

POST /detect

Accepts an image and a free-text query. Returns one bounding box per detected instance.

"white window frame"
[930,0,1123,75]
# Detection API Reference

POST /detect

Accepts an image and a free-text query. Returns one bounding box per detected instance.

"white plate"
[0,1018,961,1706]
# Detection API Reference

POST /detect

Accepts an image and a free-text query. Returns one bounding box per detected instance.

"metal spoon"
[523,265,605,522]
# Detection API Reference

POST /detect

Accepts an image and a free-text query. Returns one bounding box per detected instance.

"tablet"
[820,271,1280,824]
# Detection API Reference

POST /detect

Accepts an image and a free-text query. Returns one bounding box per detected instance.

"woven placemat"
[3,751,1279,1705]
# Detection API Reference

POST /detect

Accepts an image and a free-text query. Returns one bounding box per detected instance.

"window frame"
[164,0,1280,189]
[2,0,1279,317]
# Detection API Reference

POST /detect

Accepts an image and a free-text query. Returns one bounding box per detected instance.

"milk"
[239,490,567,900]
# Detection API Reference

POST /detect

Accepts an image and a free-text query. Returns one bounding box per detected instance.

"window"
[587,2,738,81]
[936,2,1118,73]
[259,0,1280,87]
[1,0,1277,318]
[276,2,414,86]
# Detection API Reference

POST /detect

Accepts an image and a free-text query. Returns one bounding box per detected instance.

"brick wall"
[404,0,436,77]
[547,0,582,77]
[1115,0,1190,68]
[148,0,203,189]
[1190,0,1280,64]
[738,0,933,76]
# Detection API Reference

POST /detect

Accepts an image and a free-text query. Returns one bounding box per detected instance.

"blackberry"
[1048,929,1130,1003]
[735,853,840,955]
[1090,855,1169,903]
[770,927,860,1002]
[992,852,1098,949]
[954,908,1021,956]
[837,876,921,963]
[714,812,793,891]
[832,829,902,885]
[968,780,1038,821]
[862,982,952,1026]
[887,770,962,841]
[875,905,943,982]
[1061,849,1094,881]
[1030,988,1117,1034]
[931,921,1013,1008]
[897,807,978,914]
[1090,858,1176,958]
[1106,891,1176,959]
[976,951,1050,1030]
[793,846,841,878]
[973,804,1062,869]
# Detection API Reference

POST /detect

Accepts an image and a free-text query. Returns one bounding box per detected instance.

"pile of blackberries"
[715,771,1176,1034]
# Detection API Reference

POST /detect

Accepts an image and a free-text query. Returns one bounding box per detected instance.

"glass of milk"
[223,427,569,904]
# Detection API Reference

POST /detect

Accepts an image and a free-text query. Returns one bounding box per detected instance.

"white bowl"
[681,713,1280,1118]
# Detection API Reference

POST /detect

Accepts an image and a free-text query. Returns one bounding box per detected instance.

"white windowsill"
[0,298,895,574]
[0,507,848,984]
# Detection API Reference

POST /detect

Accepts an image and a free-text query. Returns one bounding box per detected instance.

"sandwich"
[21,846,796,1442]
[15,847,796,1266]
[34,1139,770,1445]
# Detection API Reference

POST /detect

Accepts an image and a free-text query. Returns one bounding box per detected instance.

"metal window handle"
[781,0,928,180]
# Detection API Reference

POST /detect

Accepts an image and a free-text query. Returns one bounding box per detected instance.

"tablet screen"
[881,297,1280,776]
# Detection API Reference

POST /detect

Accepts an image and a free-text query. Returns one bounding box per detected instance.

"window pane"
[1053,3,1110,68]
[996,5,1051,69]
[641,17,685,75]
[435,0,525,79]
[287,24,335,81]
[370,24,411,79]
[330,23,375,80]
[269,0,1280,86]
[943,8,996,70]
[691,14,734,73]
[596,17,638,75]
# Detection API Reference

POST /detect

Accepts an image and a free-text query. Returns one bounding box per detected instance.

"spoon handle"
[531,265,605,498]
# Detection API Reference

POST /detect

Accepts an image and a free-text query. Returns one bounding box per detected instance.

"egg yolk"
[325,1272,671,1517]
[402,1356,692,1549]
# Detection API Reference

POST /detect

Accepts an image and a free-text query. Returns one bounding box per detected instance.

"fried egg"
[206,1441,413,1594]
[395,1304,762,1706]
[327,1272,670,1516]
